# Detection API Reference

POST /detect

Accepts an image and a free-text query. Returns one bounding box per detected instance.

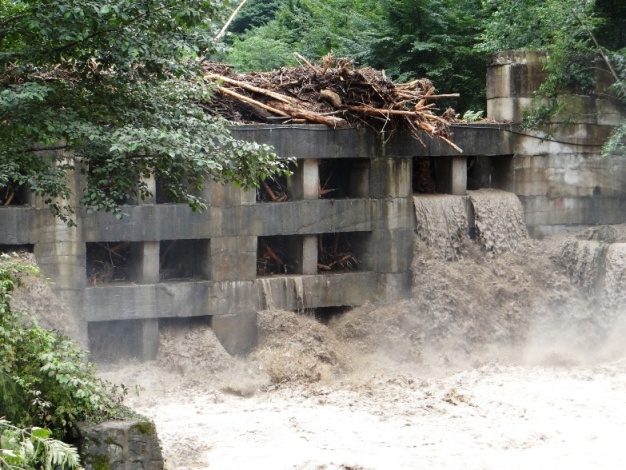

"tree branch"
[215,0,249,40]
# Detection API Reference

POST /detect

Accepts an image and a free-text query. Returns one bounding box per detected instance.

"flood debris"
[202,55,462,151]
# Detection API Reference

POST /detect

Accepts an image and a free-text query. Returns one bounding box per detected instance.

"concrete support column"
[302,235,318,274]
[365,157,413,303]
[434,156,467,195]
[131,176,160,360]
[487,51,548,123]
[288,159,319,200]
[451,155,467,195]
[33,160,88,345]
[139,319,159,361]
[130,241,160,284]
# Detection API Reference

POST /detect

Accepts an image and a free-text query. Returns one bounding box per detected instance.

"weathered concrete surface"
[211,312,258,356]
[384,124,514,157]
[487,51,626,236]
[255,272,408,311]
[78,419,164,470]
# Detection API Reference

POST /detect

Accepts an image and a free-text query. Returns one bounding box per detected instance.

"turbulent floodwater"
[25,190,626,469]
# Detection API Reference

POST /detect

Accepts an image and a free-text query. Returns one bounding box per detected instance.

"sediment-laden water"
[17,192,626,469]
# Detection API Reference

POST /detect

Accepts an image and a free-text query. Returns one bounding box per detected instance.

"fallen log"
[206,73,298,105]
[272,102,349,128]
[216,86,291,118]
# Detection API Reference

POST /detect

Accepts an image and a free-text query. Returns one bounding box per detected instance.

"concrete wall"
[2,51,625,356]
[487,51,626,236]
[0,123,514,357]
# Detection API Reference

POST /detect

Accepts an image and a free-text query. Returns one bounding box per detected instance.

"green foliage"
[227,0,487,112]
[461,110,484,122]
[479,0,596,52]
[0,419,82,470]
[591,0,626,50]
[365,0,488,112]
[228,0,282,34]
[481,0,604,130]
[0,253,120,440]
[228,0,383,71]
[1,0,291,225]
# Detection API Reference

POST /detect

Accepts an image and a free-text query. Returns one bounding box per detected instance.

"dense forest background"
[221,0,626,116]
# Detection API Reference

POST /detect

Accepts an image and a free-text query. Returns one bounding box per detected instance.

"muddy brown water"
[16,191,626,468]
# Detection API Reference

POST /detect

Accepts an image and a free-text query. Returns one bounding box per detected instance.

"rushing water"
[414,189,528,260]
[21,189,626,469]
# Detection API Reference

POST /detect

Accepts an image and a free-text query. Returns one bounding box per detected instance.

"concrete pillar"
[451,155,467,195]
[487,51,548,123]
[138,319,159,361]
[33,159,88,346]
[302,235,318,274]
[211,312,258,356]
[130,241,160,284]
[130,176,160,360]
[369,158,412,198]
[434,156,467,195]
[288,159,319,200]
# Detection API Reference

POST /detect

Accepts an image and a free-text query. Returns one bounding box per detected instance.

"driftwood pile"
[202,55,461,152]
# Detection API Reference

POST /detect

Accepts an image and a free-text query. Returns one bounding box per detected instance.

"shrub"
[0,253,119,441]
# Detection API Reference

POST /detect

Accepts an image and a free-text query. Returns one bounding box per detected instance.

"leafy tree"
[228,0,384,72]
[0,253,120,441]
[365,0,488,112]
[227,0,486,112]
[479,0,626,153]
[0,0,290,225]
[228,0,283,34]
[592,0,626,51]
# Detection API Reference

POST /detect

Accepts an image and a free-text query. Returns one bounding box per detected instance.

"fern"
[0,419,82,469]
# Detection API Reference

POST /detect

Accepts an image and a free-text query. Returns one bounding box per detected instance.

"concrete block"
[369,158,412,198]
[209,237,256,278]
[211,312,257,355]
[255,272,379,311]
[78,419,164,470]
[520,195,626,227]
[486,51,548,100]
[255,199,373,236]
[0,208,35,244]
[230,124,379,160]
[365,229,414,273]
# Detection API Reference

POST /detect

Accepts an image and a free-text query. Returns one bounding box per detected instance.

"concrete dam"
[1,51,625,358]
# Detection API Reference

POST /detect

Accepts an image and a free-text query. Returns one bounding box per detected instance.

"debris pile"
[203,55,461,152]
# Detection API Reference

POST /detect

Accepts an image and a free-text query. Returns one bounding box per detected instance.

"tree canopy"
[0,0,290,224]
[225,0,626,120]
